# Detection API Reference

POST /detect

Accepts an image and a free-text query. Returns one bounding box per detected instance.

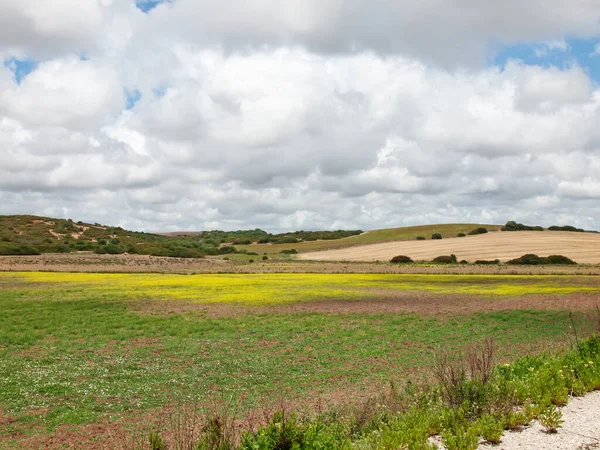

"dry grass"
[300,230,600,264]
[237,223,502,255]
[1,252,600,275]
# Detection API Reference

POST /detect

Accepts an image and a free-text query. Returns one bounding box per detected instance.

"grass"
[0,271,598,447]
[238,224,503,255]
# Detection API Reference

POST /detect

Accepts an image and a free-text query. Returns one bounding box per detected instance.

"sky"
[1,1,600,232]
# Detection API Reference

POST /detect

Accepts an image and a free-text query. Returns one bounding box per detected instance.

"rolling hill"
[299,230,600,264]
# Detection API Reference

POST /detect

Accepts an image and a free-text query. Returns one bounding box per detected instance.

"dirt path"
[300,231,600,264]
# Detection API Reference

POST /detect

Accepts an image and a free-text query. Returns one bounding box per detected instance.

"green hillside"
[238,223,503,254]
[0,215,362,257]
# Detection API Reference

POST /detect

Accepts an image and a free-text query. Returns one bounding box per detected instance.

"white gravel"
[491,391,600,450]
[430,391,600,450]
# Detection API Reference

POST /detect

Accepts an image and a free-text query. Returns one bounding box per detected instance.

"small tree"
[431,233,442,240]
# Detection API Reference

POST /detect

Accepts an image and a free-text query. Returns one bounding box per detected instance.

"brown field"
[300,230,600,264]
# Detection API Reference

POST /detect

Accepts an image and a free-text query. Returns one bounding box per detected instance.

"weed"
[538,406,563,433]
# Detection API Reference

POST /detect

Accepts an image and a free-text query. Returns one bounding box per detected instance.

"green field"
[1,271,599,447]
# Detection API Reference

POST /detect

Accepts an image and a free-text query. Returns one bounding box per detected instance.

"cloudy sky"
[1,0,600,232]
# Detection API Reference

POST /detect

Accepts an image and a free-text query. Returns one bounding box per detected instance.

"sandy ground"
[429,391,600,449]
[300,231,600,264]
[491,391,600,449]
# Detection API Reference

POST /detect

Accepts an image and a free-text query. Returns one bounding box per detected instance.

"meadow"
[1,271,600,448]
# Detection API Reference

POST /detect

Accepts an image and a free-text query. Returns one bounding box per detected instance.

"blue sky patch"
[492,38,600,83]
[136,0,170,13]
[125,89,142,110]
[3,57,38,84]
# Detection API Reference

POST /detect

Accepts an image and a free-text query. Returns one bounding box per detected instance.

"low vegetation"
[390,255,413,264]
[501,221,544,231]
[467,227,488,235]
[474,259,500,265]
[432,254,458,264]
[141,334,600,448]
[507,254,577,266]
[548,225,585,232]
[431,233,442,240]
[0,215,363,258]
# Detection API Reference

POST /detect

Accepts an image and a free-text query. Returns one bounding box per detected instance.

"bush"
[279,249,298,255]
[468,227,488,236]
[501,221,543,231]
[474,259,500,265]
[548,225,584,232]
[0,243,41,255]
[390,255,413,264]
[432,254,457,264]
[52,244,70,253]
[545,254,577,265]
[431,233,442,240]
[104,244,124,255]
[416,236,426,240]
[456,233,466,237]
[507,254,577,265]
[262,255,268,261]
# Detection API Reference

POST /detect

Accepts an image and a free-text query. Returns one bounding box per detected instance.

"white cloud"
[534,39,569,57]
[0,2,600,231]
[592,43,600,56]
[0,57,123,129]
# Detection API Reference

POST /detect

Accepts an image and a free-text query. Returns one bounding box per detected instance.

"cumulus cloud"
[0,1,600,231]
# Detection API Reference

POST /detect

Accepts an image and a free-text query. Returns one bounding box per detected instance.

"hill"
[0,215,362,258]
[237,223,503,254]
[299,230,600,264]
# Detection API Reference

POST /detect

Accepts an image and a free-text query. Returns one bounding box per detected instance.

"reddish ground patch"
[128,291,600,319]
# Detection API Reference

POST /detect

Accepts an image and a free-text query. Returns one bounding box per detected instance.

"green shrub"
[52,244,71,253]
[432,254,457,264]
[501,221,543,231]
[538,406,563,433]
[474,259,500,265]
[431,233,442,240]
[548,225,584,232]
[104,244,124,255]
[507,254,577,265]
[279,249,298,255]
[390,255,413,264]
[477,414,503,444]
[468,227,488,236]
[416,236,426,240]
[262,255,268,261]
[457,233,466,237]
[545,255,577,265]
[0,243,41,255]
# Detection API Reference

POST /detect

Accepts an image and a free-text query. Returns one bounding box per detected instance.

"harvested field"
[300,230,600,263]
